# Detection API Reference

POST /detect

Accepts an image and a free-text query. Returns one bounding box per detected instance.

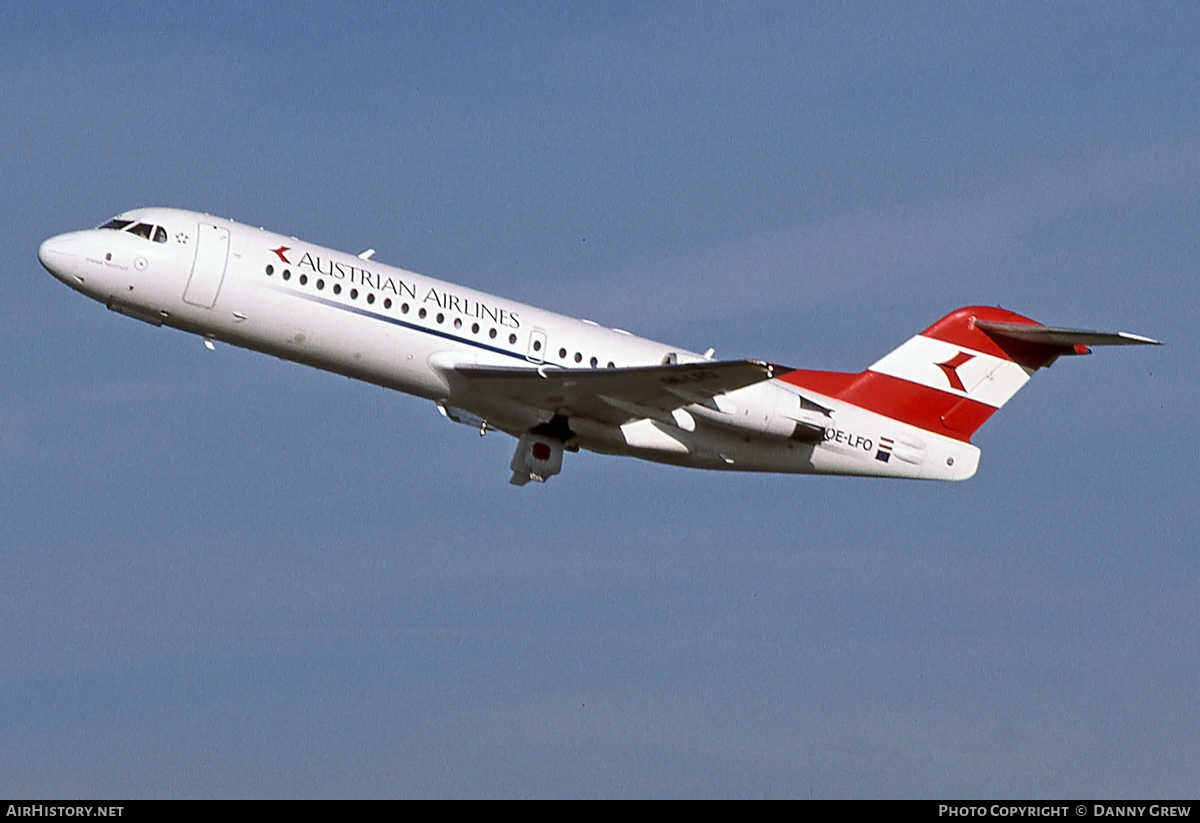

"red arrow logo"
[936,351,975,392]
[271,245,291,264]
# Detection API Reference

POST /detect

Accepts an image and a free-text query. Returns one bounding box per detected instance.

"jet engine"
[684,382,832,442]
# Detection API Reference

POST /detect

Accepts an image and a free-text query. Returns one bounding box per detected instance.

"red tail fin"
[778,306,1107,442]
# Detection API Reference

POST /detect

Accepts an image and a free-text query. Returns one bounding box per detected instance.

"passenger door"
[183,223,230,308]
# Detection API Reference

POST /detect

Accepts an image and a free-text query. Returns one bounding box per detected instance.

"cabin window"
[265,265,274,275]
[590,356,598,367]
[384,298,392,309]
[350,288,358,300]
[333,284,341,295]
[299,274,308,285]
[316,279,325,290]
[508,333,517,344]
[366,293,375,304]
[489,328,497,339]
[282,270,291,281]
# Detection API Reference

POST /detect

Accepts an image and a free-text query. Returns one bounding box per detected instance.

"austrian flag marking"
[875,437,894,463]
[936,351,975,392]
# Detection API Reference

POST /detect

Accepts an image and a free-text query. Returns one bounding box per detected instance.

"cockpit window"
[99,217,169,242]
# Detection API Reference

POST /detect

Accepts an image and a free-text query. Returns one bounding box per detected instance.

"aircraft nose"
[39,234,71,266]
[38,233,82,283]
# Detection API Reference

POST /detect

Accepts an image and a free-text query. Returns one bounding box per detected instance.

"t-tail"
[779,306,1159,477]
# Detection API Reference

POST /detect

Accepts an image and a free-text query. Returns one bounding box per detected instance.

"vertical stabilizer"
[779,306,1156,442]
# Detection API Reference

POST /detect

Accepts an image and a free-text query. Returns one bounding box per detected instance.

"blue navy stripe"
[270,284,533,363]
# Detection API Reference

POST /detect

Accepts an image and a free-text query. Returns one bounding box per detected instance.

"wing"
[452,359,776,426]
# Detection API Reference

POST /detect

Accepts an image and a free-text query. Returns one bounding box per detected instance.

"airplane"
[38,207,1159,486]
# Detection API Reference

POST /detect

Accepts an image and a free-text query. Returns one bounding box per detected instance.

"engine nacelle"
[687,382,833,441]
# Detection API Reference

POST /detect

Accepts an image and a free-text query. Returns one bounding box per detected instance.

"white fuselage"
[38,207,980,481]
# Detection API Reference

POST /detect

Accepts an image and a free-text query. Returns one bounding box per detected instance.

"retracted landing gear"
[509,415,576,486]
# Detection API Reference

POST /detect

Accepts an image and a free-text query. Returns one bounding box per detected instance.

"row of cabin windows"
[557,347,611,369]
[530,339,614,369]
[265,263,619,368]
[265,264,519,344]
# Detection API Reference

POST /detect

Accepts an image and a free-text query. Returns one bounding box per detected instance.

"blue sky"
[2,1,1197,798]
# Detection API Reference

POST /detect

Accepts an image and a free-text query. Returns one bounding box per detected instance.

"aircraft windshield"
[98,217,169,243]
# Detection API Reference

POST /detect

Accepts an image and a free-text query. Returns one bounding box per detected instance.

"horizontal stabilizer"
[976,320,1160,348]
